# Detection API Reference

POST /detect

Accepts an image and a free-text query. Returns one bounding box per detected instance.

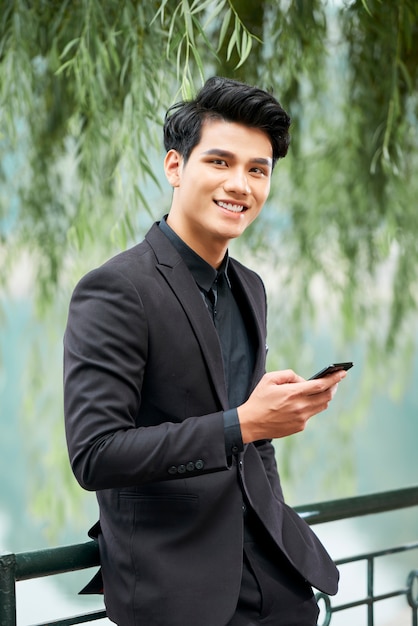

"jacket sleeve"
[63,264,230,491]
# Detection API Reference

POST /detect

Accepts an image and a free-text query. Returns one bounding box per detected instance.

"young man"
[64,77,346,626]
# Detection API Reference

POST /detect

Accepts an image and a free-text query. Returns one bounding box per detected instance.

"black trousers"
[227,511,319,626]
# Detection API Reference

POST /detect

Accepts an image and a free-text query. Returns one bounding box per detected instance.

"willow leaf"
[217,8,232,51]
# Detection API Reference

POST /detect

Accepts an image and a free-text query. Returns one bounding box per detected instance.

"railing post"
[406,569,418,626]
[367,557,374,626]
[0,552,17,626]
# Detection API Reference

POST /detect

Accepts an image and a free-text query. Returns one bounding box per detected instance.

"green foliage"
[1,0,418,529]
[255,0,418,355]
[1,0,417,346]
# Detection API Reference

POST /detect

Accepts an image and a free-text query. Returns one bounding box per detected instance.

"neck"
[166,215,228,269]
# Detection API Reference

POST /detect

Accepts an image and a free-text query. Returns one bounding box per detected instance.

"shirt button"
[231,445,239,454]
[195,460,204,470]
[238,460,243,471]
[168,466,177,475]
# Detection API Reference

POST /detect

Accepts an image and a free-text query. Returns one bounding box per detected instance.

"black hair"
[163,76,291,168]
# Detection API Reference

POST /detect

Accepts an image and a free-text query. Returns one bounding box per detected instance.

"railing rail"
[1,485,418,626]
[294,484,418,524]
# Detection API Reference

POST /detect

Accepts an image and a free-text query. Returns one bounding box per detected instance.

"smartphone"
[309,362,353,380]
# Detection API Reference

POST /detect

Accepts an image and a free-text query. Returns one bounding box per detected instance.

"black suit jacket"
[64,222,338,626]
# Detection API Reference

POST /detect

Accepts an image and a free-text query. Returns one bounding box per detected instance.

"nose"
[223,168,251,195]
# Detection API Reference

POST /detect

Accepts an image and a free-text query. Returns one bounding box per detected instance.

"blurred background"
[1,1,417,624]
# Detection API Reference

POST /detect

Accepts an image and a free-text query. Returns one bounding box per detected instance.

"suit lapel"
[228,260,266,390]
[146,224,229,409]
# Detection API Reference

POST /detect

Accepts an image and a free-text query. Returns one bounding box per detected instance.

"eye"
[210,159,227,166]
[250,166,268,176]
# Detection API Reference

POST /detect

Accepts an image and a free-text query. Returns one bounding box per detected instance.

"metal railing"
[1,485,417,626]
[315,542,418,626]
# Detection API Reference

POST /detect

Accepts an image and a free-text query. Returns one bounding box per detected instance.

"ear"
[164,150,183,188]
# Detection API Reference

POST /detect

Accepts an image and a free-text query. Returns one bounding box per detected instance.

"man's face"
[164,119,273,265]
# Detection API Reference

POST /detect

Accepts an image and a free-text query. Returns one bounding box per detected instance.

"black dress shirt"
[159,217,256,456]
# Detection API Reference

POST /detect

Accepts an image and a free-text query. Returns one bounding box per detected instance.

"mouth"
[215,200,248,213]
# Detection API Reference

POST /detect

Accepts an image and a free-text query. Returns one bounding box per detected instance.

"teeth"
[217,201,244,213]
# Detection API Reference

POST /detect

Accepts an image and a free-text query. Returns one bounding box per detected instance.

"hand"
[238,369,346,444]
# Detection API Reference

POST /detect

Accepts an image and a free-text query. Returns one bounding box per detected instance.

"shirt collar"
[159,216,230,291]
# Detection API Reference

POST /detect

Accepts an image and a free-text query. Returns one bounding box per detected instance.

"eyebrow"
[201,149,272,168]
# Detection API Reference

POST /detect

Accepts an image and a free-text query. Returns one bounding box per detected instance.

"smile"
[215,201,247,213]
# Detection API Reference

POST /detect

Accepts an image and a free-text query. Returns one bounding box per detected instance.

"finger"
[303,370,346,395]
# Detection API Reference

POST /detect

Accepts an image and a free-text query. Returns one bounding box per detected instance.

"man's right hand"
[238,369,347,444]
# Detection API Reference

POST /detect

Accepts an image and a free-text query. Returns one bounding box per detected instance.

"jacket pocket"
[119,492,199,528]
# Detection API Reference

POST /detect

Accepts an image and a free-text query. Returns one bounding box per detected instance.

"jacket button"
[178,464,186,473]
[195,459,204,470]
[168,466,177,475]
[186,462,195,472]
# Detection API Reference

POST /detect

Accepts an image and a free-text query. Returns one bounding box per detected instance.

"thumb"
[268,369,305,385]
